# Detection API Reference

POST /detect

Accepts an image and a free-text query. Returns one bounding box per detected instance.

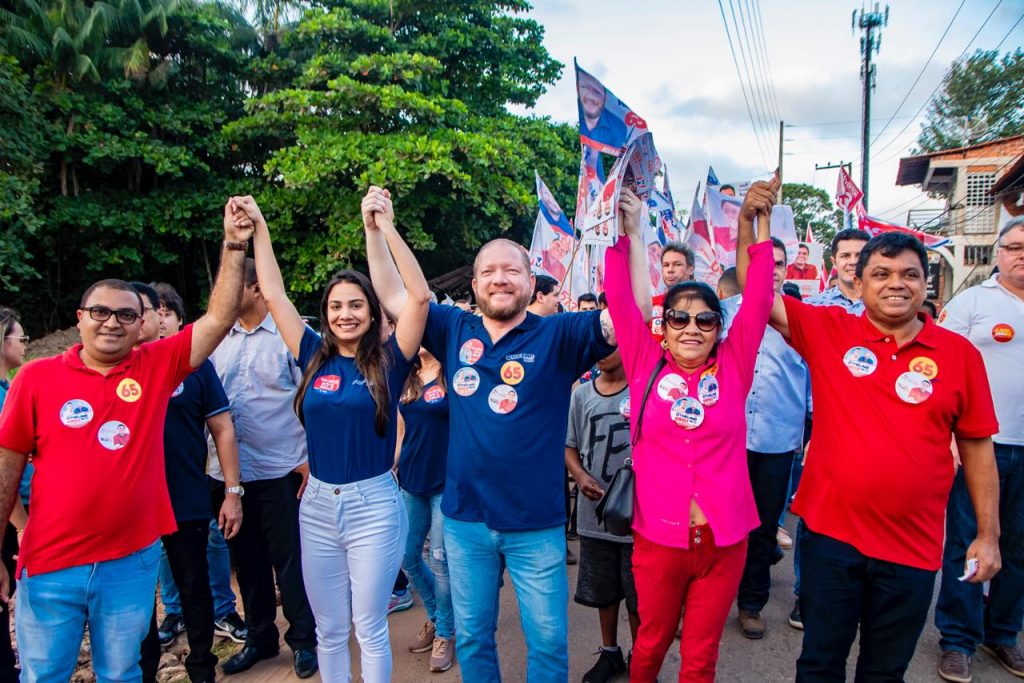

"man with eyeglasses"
[0,199,255,683]
[933,217,1024,683]
[720,237,809,641]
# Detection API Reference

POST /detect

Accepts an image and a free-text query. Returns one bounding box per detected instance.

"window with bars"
[963,245,993,266]
[963,172,996,234]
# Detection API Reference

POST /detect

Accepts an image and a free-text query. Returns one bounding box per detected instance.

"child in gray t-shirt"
[565,349,638,679]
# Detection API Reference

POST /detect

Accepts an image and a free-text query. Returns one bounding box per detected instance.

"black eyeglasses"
[999,244,1024,255]
[80,306,142,325]
[664,309,721,332]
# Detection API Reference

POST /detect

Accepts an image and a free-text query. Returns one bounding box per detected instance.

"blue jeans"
[16,542,161,683]
[796,527,935,682]
[444,518,568,683]
[401,491,454,639]
[936,443,1024,654]
[159,519,237,620]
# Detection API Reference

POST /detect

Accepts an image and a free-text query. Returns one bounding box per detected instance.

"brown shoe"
[980,643,1024,677]
[938,649,972,683]
[409,620,436,653]
[738,609,765,639]
[429,637,454,672]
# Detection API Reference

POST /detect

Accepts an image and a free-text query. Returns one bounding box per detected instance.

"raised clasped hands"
[361,186,395,231]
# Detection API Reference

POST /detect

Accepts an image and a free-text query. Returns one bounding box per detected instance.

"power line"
[870,0,966,147]
[728,0,776,155]
[788,116,917,128]
[752,0,783,123]
[870,0,1006,161]
[717,0,772,166]
[738,0,780,128]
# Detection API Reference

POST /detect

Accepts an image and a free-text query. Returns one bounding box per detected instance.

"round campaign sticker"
[488,385,519,415]
[312,374,341,394]
[656,374,688,401]
[97,420,131,451]
[424,385,446,403]
[500,360,525,386]
[670,397,705,430]
[619,397,631,420]
[59,399,94,428]
[908,356,939,380]
[459,339,485,365]
[938,308,948,324]
[171,382,185,398]
[895,371,933,405]
[116,377,143,403]
[992,323,1015,343]
[452,367,480,397]
[842,347,878,377]
[697,372,719,407]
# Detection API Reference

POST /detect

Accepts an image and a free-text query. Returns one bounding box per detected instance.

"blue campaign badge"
[670,396,705,430]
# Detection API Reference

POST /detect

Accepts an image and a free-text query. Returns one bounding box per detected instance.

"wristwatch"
[226,485,245,497]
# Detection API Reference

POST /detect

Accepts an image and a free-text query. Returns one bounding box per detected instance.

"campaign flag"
[806,224,828,293]
[707,166,720,187]
[574,144,604,229]
[643,219,668,295]
[707,186,744,268]
[582,132,660,247]
[575,60,649,156]
[836,166,866,229]
[529,172,589,309]
[648,190,679,244]
[686,183,722,286]
[859,214,952,249]
[783,223,825,297]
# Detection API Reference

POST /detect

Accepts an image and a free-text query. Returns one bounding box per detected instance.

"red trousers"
[629,526,747,683]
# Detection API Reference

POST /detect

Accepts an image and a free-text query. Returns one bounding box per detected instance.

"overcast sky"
[516,0,1023,222]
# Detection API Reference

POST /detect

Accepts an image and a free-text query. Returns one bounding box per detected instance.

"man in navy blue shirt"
[138,283,244,683]
[369,190,652,682]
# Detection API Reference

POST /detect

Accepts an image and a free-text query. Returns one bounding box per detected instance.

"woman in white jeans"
[244,187,430,681]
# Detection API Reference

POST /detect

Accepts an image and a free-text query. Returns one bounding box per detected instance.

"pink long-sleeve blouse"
[604,236,775,549]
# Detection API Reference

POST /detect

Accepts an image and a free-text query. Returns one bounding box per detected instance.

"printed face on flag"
[707,186,743,267]
[785,241,825,298]
[536,173,574,236]
[575,62,647,156]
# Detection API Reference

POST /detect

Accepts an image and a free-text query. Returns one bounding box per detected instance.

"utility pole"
[778,120,784,203]
[853,3,887,211]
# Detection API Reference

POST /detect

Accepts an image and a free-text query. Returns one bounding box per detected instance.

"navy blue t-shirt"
[298,327,413,485]
[398,379,449,496]
[164,360,230,522]
[422,303,615,530]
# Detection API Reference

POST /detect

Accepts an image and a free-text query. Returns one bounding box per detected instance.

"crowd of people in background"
[0,184,1021,683]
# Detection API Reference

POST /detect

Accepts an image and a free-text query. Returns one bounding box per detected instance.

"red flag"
[858,214,951,249]
[686,183,721,286]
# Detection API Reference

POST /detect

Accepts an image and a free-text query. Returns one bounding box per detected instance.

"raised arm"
[956,436,1001,582]
[237,197,306,359]
[364,187,410,320]
[362,188,431,360]
[735,174,790,339]
[189,200,255,367]
[597,189,651,346]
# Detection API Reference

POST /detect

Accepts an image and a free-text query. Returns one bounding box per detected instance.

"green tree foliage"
[917,49,1024,153]
[227,0,577,294]
[783,182,842,251]
[0,55,50,291]
[2,0,260,330]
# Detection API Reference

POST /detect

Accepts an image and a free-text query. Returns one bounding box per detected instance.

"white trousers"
[299,471,408,682]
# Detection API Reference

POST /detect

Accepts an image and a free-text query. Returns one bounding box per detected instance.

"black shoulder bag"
[595,356,667,536]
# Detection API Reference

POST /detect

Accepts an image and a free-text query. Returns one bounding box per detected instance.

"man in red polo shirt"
[737,230,1001,681]
[0,199,255,683]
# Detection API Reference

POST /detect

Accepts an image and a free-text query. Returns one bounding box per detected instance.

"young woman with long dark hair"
[241,187,431,682]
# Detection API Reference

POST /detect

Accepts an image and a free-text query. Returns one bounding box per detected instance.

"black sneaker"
[214,612,248,643]
[583,648,626,683]
[788,601,803,630]
[157,613,185,645]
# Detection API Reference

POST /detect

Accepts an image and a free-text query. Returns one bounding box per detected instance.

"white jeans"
[299,471,407,682]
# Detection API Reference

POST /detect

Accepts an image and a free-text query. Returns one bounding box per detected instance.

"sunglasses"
[664,309,721,332]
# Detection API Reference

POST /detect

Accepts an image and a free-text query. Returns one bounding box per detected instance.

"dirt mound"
[27,326,80,361]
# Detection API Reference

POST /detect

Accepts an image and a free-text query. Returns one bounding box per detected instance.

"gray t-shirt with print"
[566,381,633,543]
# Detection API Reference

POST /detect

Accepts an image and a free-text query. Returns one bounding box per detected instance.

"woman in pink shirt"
[605,178,779,682]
